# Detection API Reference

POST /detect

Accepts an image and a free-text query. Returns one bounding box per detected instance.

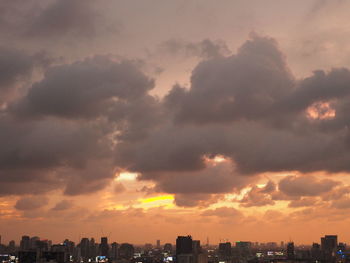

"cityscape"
[0,234,347,263]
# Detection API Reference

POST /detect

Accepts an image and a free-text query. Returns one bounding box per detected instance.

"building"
[156,240,161,249]
[286,242,295,260]
[164,243,173,253]
[79,238,90,261]
[20,236,30,251]
[218,242,231,262]
[321,235,337,260]
[176,236,193,255]
[100,237,109,257]
[119,243,134,260]
[111,242,118,260]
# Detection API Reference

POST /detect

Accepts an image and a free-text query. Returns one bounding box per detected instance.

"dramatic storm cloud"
[2,0,350,244]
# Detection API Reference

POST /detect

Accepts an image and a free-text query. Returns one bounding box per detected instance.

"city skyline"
[2,0,350,247]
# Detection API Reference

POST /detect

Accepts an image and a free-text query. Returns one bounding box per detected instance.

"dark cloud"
[165,35,294,124]
[3,31,350,211]
[239,186,275,207]
[12,56,154,120]
[279,175,339,197]
[158,39,231,59]
[26,0,97,38]
[0,46,49,101]
[51,200,73,211]
[15,195,49,210]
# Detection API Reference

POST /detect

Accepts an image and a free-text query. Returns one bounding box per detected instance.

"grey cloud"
[159,39,231,59]
[51,200,73,211]
[15,195,49,210]
[165,35,294,124]
[288,197,318,208]
[0,47,49,100]
[201,207,243,218]
[174,193,220,208]
[26,0,97,38]
[12,56,154,119]
[279,175,339,197]
[239,186,275,207]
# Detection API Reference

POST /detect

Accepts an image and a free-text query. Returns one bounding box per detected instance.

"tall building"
[20,236,30,251]
[311,243,321,261]
[119,243,134,260]
[111,242,119,260]
[156,240,161,249]
[100,237,109,257]
[176,236,193,255]
[321,235,337,260]
[79,238,90,261]
[286,242,295,260]
[218,242,231,261]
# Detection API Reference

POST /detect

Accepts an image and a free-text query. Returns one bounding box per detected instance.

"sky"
[2,0,350,246]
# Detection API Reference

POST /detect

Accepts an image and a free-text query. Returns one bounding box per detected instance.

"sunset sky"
[2,0,350,246]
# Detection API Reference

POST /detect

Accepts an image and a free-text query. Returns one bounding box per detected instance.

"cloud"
[26,0,98,38]
[12,56,154,119]
[15,195,49,210]
[202,207,243,218]
[51,200,74,211]
[165,34,294,124]
[0,46,49,101]
[279,175,339,197]
[288,197,318,208]
[239,186,275,207]
[158,39,231,59]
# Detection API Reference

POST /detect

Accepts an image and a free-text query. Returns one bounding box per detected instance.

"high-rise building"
[176,236,193,255]
[119,243,134,260]
[157,240,161,249]
[79,238,90,261]
[218,242,231,261]
[321,235,337,260]
[100,237,109,257]
[286,242,295,260]
[311,243,321,260]
[111,242,119,260]
[30,236,40,250]
[20,236,30,251]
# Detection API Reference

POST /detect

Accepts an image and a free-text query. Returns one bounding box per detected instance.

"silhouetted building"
[20,236,30,251]
[164,243,173,253]
[8,240,16,253]
[111,242,118,260]
[218,242,231,261]
[176,236,193,255]
[79,238,90,261]
[311,242,321,261]
[321,235,337,260]
[100,237,109,257]
[157,240,161,249]
[18,251,37,263]
[119,243,134,260]
[286,242,295,260]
